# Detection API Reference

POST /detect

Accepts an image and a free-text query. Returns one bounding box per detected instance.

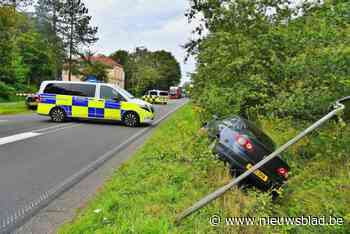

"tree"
[0,4,65,99]
[110,50,129,66]
[17,30,57,86]
[110,48,181,96]
[110,50,131,88]
[152,50,181,90]
[0,6,17,86]
[35,0,65,80]
[60,0,98,81]
[0,0,33,10]
[74,51,110,83]
[79,62,110,83]
[35,0,62,34]
[186,0,350,121]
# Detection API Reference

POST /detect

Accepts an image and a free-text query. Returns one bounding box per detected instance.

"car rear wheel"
[123,112,140,127]
[50,107,66,123]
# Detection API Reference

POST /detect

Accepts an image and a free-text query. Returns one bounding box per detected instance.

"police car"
[37,81,155,127]
[142,90,169,105]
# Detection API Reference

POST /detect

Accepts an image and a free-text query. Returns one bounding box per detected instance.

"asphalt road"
[0,99,187,231]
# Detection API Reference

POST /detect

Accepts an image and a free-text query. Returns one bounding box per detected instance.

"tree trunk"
[53,5,59,80]
[68,14,74,82]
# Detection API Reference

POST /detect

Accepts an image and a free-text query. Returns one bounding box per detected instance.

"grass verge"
[0,101,31,115]
[59,104,350,234]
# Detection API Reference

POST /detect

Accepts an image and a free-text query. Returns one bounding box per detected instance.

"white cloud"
[82,0,196,83]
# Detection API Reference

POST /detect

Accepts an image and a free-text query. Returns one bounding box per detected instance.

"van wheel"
[123,112,140,127]
[50,107,66,123]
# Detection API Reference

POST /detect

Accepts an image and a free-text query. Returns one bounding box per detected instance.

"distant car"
[142,90,168,104]
[205,116,290,191]
[169,86,182,99]
[25,94,39,110]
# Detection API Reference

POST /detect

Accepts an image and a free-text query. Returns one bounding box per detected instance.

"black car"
[25,94,39,110]
[205,116,290,191]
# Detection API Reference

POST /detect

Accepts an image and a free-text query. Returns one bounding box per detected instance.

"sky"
[82,0,197,84]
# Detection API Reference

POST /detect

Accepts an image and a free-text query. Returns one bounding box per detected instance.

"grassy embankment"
[59,104,350,234]
[0,101,30,115]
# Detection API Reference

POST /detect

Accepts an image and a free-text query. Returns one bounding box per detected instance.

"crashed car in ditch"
[204,116,290,191]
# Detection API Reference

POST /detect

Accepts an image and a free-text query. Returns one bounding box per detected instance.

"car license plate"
[246,164,269,182]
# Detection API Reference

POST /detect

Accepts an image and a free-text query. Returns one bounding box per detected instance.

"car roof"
[149,90,168,92]
[42,81,99,86]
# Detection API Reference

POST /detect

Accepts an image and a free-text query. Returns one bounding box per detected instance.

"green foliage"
[77,61,110,83]
[188,0,350,121]
[58,105,350,233]
[0,81,15,99]
[109,50,129,66]
[17,30,57,85]
[60,0,98,80]
[132,64,161,96]
[0,6,64,99]
[59,104,225,234]
[258,118,350,233]
[0,7,17,88]
[110,48,181,96]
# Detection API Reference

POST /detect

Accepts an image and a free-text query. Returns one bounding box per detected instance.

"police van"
[142,90,169,105]
[37,81,155,127]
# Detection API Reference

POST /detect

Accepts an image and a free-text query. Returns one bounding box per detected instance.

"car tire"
[50,107,66,123]
[123,112,140,127]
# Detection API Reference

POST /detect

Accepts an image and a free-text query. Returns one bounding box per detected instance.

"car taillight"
[277,167,288,179]
[236,135,254,151]
[37,96,41,103]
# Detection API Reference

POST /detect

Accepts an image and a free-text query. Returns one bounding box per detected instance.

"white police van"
[37,81,155,127]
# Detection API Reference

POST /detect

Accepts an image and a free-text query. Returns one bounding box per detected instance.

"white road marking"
[0,123,81,147]
[0,132,42,146]
[42,124,82,135]
[0,120,8,123]
[33,123,76,134]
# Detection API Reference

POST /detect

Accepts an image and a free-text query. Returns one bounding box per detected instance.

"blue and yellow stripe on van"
[38,94,154,123]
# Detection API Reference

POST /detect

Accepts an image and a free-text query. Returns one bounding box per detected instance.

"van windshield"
[116,87,135,100]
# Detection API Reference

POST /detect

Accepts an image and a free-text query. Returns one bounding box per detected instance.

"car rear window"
[44,83,96,97]
[160,92,168,96]
[150,91,158,96]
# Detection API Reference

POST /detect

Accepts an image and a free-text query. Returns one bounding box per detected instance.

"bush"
[189,1,350,122]
[0,81,15,100]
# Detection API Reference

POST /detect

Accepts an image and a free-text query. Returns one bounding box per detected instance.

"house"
[62,55,125,88]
